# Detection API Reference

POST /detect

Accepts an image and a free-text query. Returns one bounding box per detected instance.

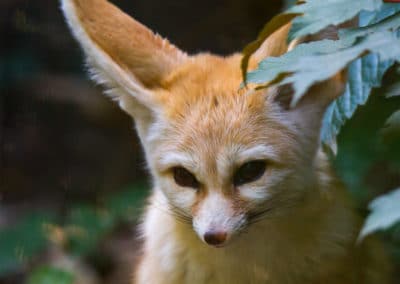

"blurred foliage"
[0,183,148,278]
[65,184,147,257]
[0,213,56,276]
[27,266,74,284]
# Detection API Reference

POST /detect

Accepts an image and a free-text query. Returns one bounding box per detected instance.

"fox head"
[62,0,345,247]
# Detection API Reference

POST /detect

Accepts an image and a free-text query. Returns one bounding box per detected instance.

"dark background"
[0,0,283,283]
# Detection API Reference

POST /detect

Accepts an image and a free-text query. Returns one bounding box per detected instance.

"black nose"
[204,231,227,246]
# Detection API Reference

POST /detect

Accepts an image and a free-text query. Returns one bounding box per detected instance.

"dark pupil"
[173,167,199,188]
[234,160,266,186]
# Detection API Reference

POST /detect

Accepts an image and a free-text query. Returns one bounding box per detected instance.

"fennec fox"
[61,0,390,283]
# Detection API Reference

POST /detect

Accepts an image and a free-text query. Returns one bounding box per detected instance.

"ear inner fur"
[249,23,292,70]
[61,0,190,141]
[66,0,187,89]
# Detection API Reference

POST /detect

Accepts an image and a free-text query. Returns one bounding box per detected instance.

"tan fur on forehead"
[158,53,250,115]
[153,53,296,176]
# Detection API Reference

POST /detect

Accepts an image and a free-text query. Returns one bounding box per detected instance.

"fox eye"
[173,167,200,189]
[233,160,267,186]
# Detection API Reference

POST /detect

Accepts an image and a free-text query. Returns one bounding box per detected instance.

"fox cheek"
[239,186,270,203]
[160,181,198,213]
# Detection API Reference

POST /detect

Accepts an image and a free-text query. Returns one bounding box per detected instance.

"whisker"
[150,200,193,225]
[168,202,192,219]
[247,200,299,226]
[247,207,274,225]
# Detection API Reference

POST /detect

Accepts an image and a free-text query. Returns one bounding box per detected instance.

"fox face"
[62,0,345,247]
[147,56,321,247]
[150,56,292,246]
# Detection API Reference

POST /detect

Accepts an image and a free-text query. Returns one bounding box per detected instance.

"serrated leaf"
[246,38,347,85]
[359,188,400,240]
[320,7,400,146]
[360,3,400,26]
[241,1,399,90]
[247,13,400,106]
[321,55,394,145]
[27,266,74,284]
[288,0,383,41]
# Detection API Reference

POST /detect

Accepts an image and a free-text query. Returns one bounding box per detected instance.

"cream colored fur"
[61,1,391,283]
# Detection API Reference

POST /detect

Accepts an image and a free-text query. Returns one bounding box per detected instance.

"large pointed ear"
[251,23,292,64]
[246,23,292,71]
[61,0,187,136]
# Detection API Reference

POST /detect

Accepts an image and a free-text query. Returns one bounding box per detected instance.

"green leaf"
[383,66,400,98]
[381,109,400,144]
[107,184,148,222]
[359,188,400,240]
[284,0,298,10]
[320,7,400,145]
[288,0,383,41]
[247,39,343,85]
[64,184,148,256]
[321,55,394,145]
[359,3,400,26]
[65,205,114,256]
[247,12,400,106]
[27,266,74,284]
[384,110,400,129]
[241,0,399,80]
[385,81,400,98]
[0,212,55,276]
